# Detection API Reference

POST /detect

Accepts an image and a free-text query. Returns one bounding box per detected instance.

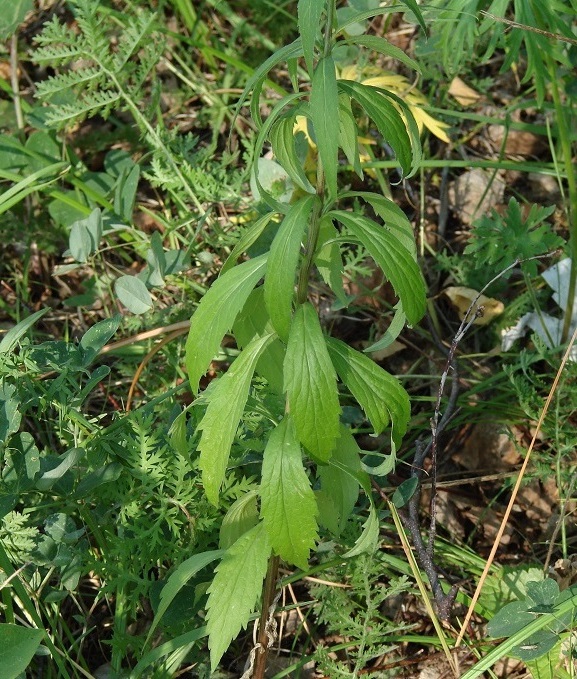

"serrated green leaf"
[220,491,259,550]
[345,34,420,73]
[146,550,223,647]
[207,522,271,671]
[318,426,361,535]
[337,95,362,178]
[235,38,303,130]
[261,416,318,569]
[310,55,339,201]
[198,333,275,505]
[0,623,44,679]
[186,255,267,394]
[326,336,409,448]
[338,80,419,177]
[298,0,325,74]
[315,216,347,306]
[233,287,285,394]
[342,191,418,256]
[364,303,406,353]
[221,213,276,275]
[114,275,153,315]
[330,210,426,325]
[284,303,340,460]
[265,194,317,341]
[270,114,315,193]
[343,504,379,558]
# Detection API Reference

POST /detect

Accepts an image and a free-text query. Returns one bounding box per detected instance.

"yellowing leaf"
[443,286,504,325]
[448,76,482,107]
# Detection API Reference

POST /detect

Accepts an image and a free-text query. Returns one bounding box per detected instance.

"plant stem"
[252,554,280,679]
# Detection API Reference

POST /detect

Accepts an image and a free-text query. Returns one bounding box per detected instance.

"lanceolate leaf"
[330,210,426,325]
[186,254,267,394]
[235,38,303,129]
[298,0,325,75]
[270,113,315,194]
[206,522,271,671]
[326,336,410,448]
[364,303,406,353]
[198,333,275,505]
[345,34,420,73]
[337,79,418,177]
[315,216,347,306]
[342,190,417,255]
[318,426,362,535]
[310,55,339,201]
[338,95,362,178]
[261,415,318,569]
[343,504,379,558]
[233,287,285,394]
[265,194,318,341]
[221,212,276,275]
[284,303,340,460]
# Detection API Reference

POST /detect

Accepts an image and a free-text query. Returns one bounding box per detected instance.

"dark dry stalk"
[251,555,280,679]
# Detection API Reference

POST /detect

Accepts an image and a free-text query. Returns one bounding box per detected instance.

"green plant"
[136,0,430,673]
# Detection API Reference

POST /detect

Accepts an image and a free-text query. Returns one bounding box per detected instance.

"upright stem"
[252,555,280,679]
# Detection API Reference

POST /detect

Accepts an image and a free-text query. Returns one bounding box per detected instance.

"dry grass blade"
[456,326,577,647]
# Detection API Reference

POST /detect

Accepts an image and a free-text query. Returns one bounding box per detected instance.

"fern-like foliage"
[32,0,163,128]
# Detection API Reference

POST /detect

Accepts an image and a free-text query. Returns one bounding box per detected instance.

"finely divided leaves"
[265,194,317,341]
[327,336,410,449]
[330,210,426,325]
[198,334,275,505]
[284,302,340,460]
[310,55,339,201]
[260,415,318,569]
[186,254,267,394]
[206,522,271,671]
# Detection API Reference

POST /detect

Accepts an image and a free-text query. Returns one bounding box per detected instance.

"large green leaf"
[337,94,362,178]
[345,34,420,72]
[315,215,347,306]
[198,333,275,505]
[235,38,303,129]
[310,55,339,200]
[186,254,267,394]
[298,0,325,74]
[265,194,318,341]
[145,550,224,647]
[284,303,340,460]
[330,210,426,325]
[337,79,419,177]
[318,426,362,535]
[326,336,410,449]
[260,415,318,569]
[233,287,285,394]
[0,624,44,679]
[342,190,417,255]
[207,522,271,671]
[220,213,276,275]
[270,113,315,193]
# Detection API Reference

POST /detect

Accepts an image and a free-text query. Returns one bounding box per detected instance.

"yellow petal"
[443,287,504,325]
